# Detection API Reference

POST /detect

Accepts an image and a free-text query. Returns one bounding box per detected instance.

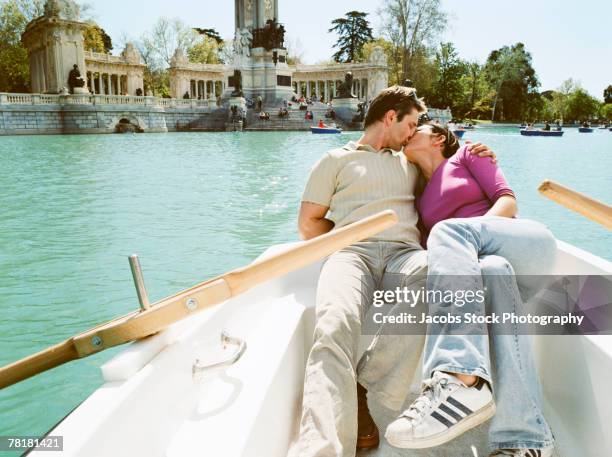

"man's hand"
[466,140,497,164]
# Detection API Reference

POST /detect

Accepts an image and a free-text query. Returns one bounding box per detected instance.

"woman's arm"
[462,147,516,216]
[485,194,518,218]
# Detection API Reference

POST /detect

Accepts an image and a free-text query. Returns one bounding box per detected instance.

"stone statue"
[68,64,85,93]
[352,102,366,123]
[231,69,243,97]
[44,0,80,20]
[170,48,189,67]
[233,28,252,67]
[336,72,356,99]
[121,42,143,65]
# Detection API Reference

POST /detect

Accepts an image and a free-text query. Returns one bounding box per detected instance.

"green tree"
[565,89,601,121]
[188,35,224,64]
[329,11,373,63]
[136,17,200,95]
[0,0,41,92]
[600,104,612,121]
[484,42,539,121]
[378,0,448,83]
[193,27,223,44]
[428,42,466,110]
[83,23,112,53]
[604,85,612,104]
[464,62,483,108]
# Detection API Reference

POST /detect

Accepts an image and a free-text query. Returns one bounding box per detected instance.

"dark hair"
[364,86,427,128]
[428,123,461,158]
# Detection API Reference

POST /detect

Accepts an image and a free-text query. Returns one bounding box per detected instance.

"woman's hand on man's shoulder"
[465,140,497,164]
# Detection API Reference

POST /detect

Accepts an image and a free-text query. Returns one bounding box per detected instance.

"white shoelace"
[400,374,454,422]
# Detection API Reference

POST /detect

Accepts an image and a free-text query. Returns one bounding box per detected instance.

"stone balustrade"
[0,93,212,109]
[84,51,125,63]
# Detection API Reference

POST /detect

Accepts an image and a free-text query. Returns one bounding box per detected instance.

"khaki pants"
[290,241,427,457]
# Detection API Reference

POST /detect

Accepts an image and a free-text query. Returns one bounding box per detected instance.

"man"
[289,86,494,457]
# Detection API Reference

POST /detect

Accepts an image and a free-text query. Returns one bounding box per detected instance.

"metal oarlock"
[129,254,150,311]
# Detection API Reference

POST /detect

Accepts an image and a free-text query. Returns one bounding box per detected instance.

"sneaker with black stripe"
[385,371,495,449]
[490,449,554,457]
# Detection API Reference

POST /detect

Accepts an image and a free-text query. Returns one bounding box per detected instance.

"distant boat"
[520,129,564,137]
[310,126,341,134]
[579,127,594,133]
[461,125,476,130]
[453,129,466,138]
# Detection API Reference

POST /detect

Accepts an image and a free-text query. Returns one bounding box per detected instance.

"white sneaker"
[490,449,554,457]
[385,371,495,449]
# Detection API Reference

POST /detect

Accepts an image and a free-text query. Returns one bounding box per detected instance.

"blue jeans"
[422,216,557,450]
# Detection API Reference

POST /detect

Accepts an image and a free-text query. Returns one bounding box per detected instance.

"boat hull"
[520,129,564,136]
[453,129,466,138]
[310,127,341,134]
[579,128,594,133]
[28,241,612,457]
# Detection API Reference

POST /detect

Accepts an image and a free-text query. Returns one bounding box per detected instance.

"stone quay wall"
[0,93,226,135]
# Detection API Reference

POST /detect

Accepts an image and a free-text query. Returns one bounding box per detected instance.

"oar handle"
[538,180,612,230]
[0,210,398,389]
[226,209,399,294]
[0,340,78,389]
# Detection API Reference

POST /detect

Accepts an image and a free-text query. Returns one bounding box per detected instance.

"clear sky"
[90,0,611,99]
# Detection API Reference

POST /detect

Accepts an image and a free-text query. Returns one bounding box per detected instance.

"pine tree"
[329,11,373,63]
[194,28,223,44]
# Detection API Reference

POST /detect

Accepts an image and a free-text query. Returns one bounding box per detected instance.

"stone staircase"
[244,103,344,131]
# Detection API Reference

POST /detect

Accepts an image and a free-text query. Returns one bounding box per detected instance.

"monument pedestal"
[332,98,361,110]
[228,96,247,112]
[333,97,361,127]
[72,87,89,95]
[237,48,294,105]
[227,96,247,131]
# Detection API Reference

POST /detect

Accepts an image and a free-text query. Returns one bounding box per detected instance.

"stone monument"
[231,0,293,104]
[21,0,89,94]
[333,71,361,114]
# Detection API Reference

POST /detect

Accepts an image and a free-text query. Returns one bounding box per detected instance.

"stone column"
[98,73,103,94]
[306,80,311,98]
[324,80,329,101]
[203,80,208,99]
[315,81,320,100]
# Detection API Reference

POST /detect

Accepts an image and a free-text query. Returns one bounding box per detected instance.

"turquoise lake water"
[0,126,611,445]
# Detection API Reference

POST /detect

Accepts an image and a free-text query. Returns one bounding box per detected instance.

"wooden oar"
[0,210,398,389]
[538,180,612,230]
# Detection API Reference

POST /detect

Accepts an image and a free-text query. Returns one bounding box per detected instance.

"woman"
[385,123,557,457]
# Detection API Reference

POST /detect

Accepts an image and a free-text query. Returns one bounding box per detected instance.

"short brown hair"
[428,123,461,158]
[364,86,427,128]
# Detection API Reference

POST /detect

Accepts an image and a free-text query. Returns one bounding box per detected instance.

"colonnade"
[188,79,226,100]
[291,78,369,101]
[86,71,126,95]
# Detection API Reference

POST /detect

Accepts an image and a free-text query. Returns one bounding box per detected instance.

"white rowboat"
[26,240,612,457]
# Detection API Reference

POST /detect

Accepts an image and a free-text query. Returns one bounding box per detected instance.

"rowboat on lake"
[520,129,564,137]
[310,125,342,134]
[3,184,612,457]
[579,127,594,133]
